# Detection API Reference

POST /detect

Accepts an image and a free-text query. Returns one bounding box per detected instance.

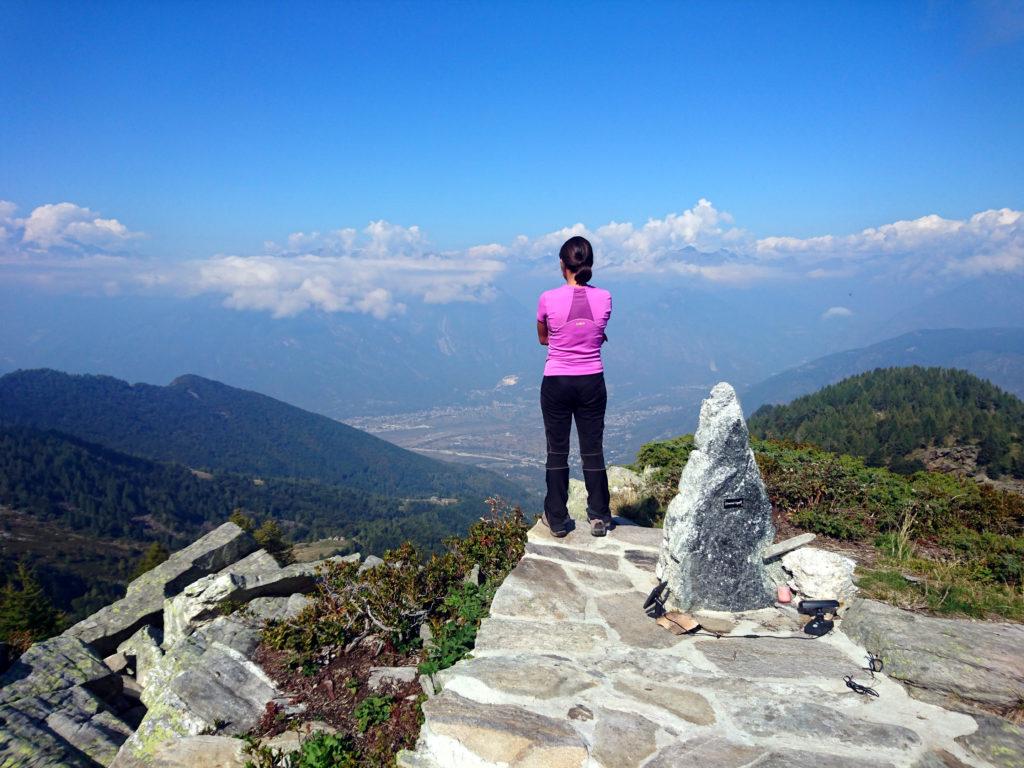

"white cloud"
[754,208,1024,279]
[512,199,756,281]
[0,200,144,293]
[16,202,142,251]
[3,197,1023,316]
[821,306,854,320]
[509,202,1024,284]
[190,220,503,318]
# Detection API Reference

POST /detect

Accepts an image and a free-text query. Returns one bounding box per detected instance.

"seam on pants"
[545,466,570,471]
[582,467,607,472]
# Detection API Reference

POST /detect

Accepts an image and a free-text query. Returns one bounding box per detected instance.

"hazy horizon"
[3,0,1023,473]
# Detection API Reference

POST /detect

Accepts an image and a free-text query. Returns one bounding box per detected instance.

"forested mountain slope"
[0,424,508,618]
[749,367,1024,478]
[743,328,1024,411]
[0,369,523,501]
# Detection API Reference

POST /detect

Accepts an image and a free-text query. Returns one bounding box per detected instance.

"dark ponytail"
[559,235,594,285]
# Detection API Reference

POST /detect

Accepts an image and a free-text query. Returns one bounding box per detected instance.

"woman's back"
[537,284,612,377]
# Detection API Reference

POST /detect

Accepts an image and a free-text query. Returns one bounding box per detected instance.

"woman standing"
[536,236,613,537]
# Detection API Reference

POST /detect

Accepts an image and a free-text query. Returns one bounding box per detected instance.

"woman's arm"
[537,320,549,345]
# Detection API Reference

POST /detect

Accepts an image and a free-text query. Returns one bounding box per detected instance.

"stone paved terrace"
[399,519,992,768]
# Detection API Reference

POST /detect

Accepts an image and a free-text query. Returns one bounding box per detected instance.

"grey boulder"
[111,616,281,767]
[162,555,335,646]
[0,635,135,767]
[66,522,258,654]
[656,382,775,611]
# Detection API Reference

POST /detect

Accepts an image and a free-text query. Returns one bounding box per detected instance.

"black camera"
[797,599,840,636]
[798,599,840,615]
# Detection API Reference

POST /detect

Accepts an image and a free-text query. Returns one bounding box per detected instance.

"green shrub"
[941,530,1024,586]
[419,581,495,676]
[262,500,526,668]
[243,732,359,768]
[858,564,1024,622]
[354,696,393,733]
[790,506,868,540]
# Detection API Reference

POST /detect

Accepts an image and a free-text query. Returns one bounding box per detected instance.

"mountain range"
[742,328,1024,412]
[0,369,522,499]
[749,367,1024,480]
[0,369,527,618]
[4,272,1023,424]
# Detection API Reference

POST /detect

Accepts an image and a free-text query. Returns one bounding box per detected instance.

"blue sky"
[2,1,1023,324]
[3,0,1022,262]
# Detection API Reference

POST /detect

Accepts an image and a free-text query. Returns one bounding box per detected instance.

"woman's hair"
[559,236,594,285]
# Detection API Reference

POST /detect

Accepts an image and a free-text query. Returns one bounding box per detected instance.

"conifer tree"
[229,508,255,532]
[254,519,295,565]
[0,562,61,650]
[131,542,170,579]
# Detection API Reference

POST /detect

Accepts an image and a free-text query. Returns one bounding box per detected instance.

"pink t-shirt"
[536,284,613,376]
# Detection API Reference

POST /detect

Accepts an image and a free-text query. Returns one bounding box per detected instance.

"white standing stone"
[656,382,775,611]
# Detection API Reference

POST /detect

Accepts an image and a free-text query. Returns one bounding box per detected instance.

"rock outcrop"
[0,520,354,768]
[163,554,342,646]
[656,382,775,611]
[110,615,280,767]
[842,598,1024,710]
[0,635,139,767]
[65,522,258,655]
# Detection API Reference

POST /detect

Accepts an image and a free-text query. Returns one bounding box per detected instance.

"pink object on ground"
[777,585,793,603]
[537,285,613,376]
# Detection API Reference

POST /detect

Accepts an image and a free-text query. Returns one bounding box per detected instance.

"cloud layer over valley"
[2,198,1022,318]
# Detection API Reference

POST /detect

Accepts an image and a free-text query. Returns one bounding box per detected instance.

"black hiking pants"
[540,373,611,527]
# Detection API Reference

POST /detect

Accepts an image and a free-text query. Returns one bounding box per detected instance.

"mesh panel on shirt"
[567,287,594,322]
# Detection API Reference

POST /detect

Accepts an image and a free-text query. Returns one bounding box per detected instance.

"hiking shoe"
[590,518,607,537]
[541,514,568,538]
[587,509,615,531]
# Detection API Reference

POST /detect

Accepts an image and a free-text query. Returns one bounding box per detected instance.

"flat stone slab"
[843,598,1024,709]
[474,618,609,655]
[623,549,659,572]
[696,636,863,678]
[489,557,588,622]
[604,524,663,549]
[404,521,990,767]
[763,532,816,561]
[644,735,894,768]
[591,707,659,768]
[439,655,599,700]
[613,678,716,726]
[730,700,921,752]
[569,566,635,593]
[596,592,685,649]
[419,691,587,767]
[525,541,621,570]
